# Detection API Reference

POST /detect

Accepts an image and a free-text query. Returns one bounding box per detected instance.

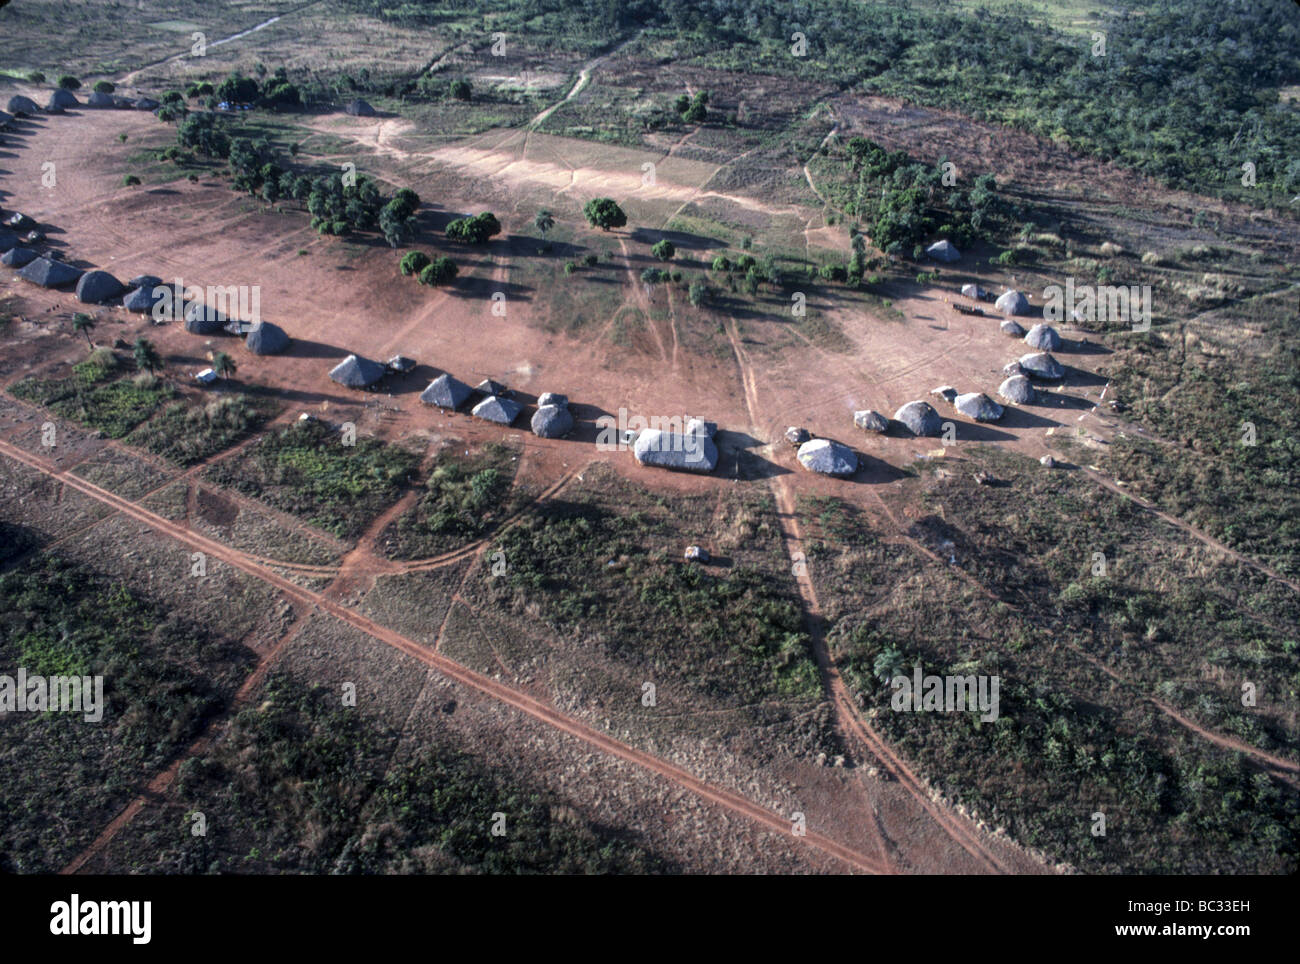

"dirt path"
[117,2,328,87]
[60,605,314,874]
[1,439,885,874]
[1080,467,1300,595]
[721,314,1022,874]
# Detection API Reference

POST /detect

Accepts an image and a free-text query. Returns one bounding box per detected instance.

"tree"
[26,71,45,84]
[682,90,708,124]
[651,239,675,261]
[688,280,708,307]
[583,197,626,231]
[380,196,419,247]
[711,255,731,272]
[132,337,162,374]
[71,312,95,348]
[445,211,501,244]
[450,79,472,101]
[57,75,80,91]
[533,209,555,236]
[93,80,115,94]
[400,251,431,277]
[217,72,259,105]
[176,113,230,157]
[211,351,237,380]
[418,257,458,287]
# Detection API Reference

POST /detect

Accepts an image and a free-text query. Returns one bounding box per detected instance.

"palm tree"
[133,336,162,374]
[210,350,236,380]
[71,312,95,349]
[533,209,554,236]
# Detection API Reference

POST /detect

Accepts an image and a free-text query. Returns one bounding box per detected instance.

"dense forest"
[351,0,1300,206]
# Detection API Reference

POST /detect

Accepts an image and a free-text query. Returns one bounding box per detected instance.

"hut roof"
[123,284,166,313]
[419,373,472,409]
[893,400,943,437]
[853,409,888,433]
[1024,323,1062,351]
[633,429,718,474]
[926,239,960,263]
[329,353,386,388]
[471,395,522,426]
[996,290,1031,316]
[184,301,226,334]
[245,321,290,355]
[75,269,125,304]
[18,257,83,288]
[0,246,37,267]
[797,438,858,476]
[998,374,1035,404]
[6,95,40,116]
[954,392,1004,422]
[344,99,376,116]
[46,89,80,111]
[1018,351,1065,380]
[531,404,574,438]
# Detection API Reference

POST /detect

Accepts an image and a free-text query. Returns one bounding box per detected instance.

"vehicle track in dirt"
[721,314,1017,874]
[1,439,886,875]
[60,605,315,874]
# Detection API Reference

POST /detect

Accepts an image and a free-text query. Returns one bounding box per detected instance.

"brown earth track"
[60,605,314,874]
[722,313,1023,875]
[1,438,886,874]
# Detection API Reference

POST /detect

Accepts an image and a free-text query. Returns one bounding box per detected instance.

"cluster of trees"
[305,172,384,236]
[672,90,708,124]
[211,69,301,110]
[710,251,784,293]
[352,0,1300,204]
[840,136,1005,258]
[445,211,501,244]
[399,251,458,287]
[170,111,420,241]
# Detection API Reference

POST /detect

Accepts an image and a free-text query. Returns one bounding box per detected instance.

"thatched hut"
[893,400,942,436]
[531,404,574,438]
[854,409,888,433]
[6,95,40,116]
[419,373,471,409]
[926,239,960,263]
[954,392,1004,422]
[995,290,1030,315]
[329,353,386,388]
[1019,351,1065,380]
[633,430,718,473]
[75,269,124,304]
[998,374,1035,404]
[471,395,522,426]
[1,246,37,267]
[18,257,82,288]
[797,438,858,476]
[1024,323,1062,351]
[245,321,290,355]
